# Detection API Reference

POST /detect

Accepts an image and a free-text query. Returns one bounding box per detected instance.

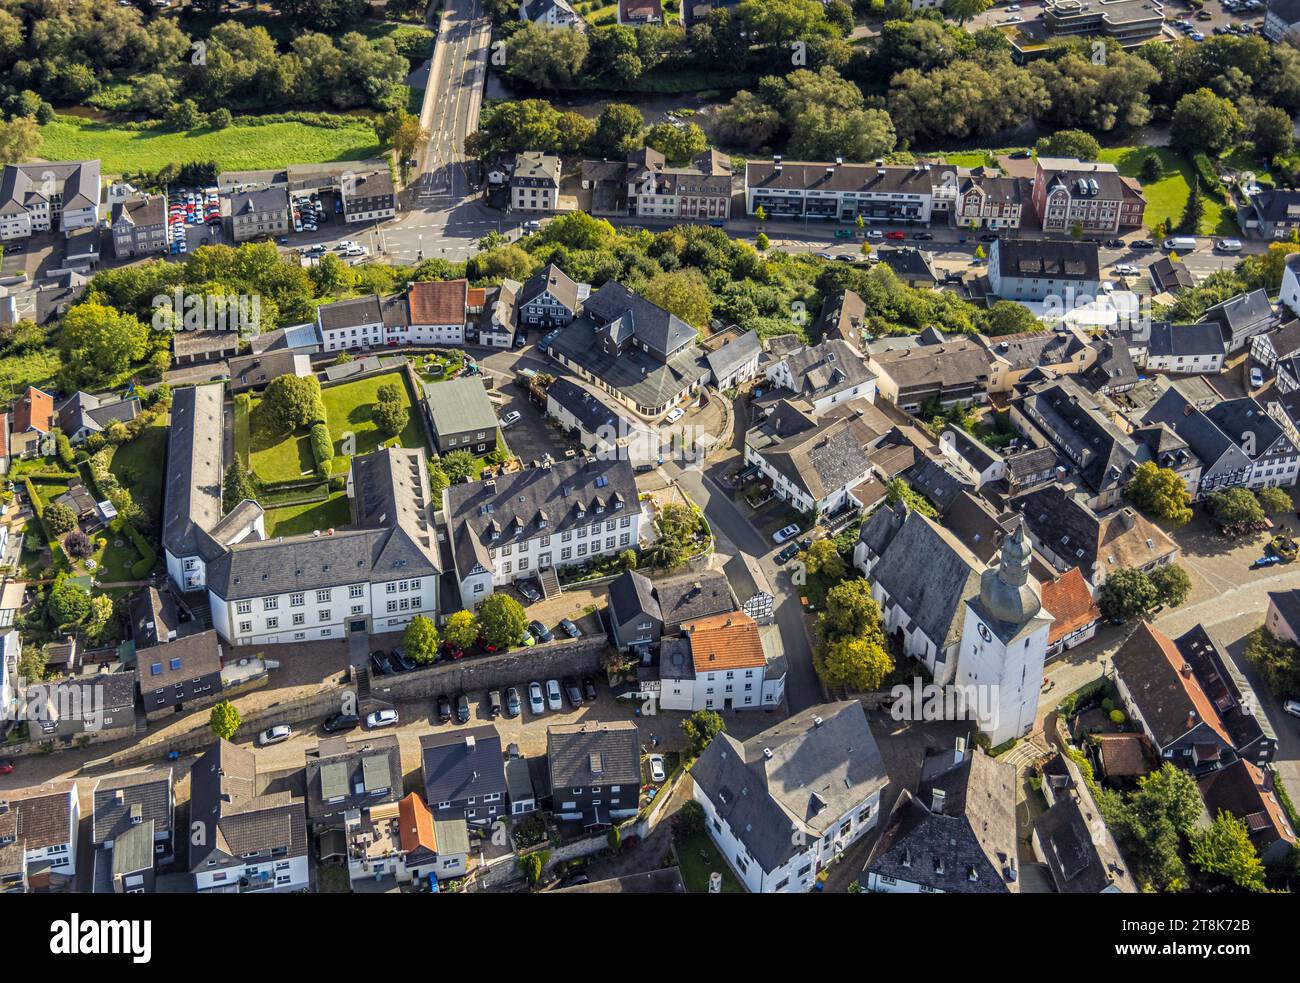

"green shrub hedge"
[309,423,333,480]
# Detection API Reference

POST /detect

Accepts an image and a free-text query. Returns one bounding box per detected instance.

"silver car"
[546,679,563,712]
[257,725,292,747]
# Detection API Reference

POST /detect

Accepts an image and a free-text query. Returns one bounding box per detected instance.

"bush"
[1109,709,1126,726]
[55,431,74,467]
[43,502,76,537]
[309,423,333,479]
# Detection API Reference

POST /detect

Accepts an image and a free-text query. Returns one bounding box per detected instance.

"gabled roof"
[305,734,402,824]
[757,410,878,501]
[1200,289,1277,345]
[92,769,173,845]
[1015,378,1146,494]
[705,329,761,381]
[606,568,661,627]
[1013,484,1177,578]
[407,279,468,326]
[815,289,867,345]
[1146,321,1225,359]
[865,747,1018,893]
[1197,758,1295,854]
[582,280,697,359]
[682,611,766,671]
[547,721,641,789]
[0,781,77,851]
[420,726,508,806]
[397,792,438,858]
[1041,567,1100,646]
[1035,754,1134,892]
[517,262,580,313]
[692,702,888,873]
[163,384,225,560]
[317,294,383,331]
[1111,621,1233,748]
[778,339,876,402]
[995,238,1100,283]
[425,376,497,436]
[860,502,984,650]
[12,386,53,434]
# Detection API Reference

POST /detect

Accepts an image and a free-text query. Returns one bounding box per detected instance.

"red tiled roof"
[13,387,53,434]
[398,792,437,855]
[407,279,467,326]
[1042,567,1100,646]
[1115,622,1233,747]
[683,611,766,671]
[1093,733,1153,777]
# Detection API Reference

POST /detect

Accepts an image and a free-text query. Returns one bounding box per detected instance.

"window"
[290,593,304,607]
[266,617,278,630]
[293,613,305,626]
[387,600,398,613]
[239,621,252,634]
[263,597,278,611]
[350,585,364,598]
[316,589,331,603]
[236,601,252,615]
[386,583,397,594]
[319,610,331,623]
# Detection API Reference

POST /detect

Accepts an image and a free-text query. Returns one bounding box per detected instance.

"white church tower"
[957,517,1053,746]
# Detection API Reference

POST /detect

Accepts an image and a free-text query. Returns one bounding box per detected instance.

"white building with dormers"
[444,457,642,611]
[163,385,442,646]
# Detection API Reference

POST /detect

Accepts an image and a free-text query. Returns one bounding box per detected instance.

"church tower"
[956,517,1054,745]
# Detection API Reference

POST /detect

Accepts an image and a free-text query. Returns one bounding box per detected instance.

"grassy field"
[249,371,425,483]
[1096,146,1238,236]
[675,831,744,894]
[38,116,381,176]
[108,422,169,536]
[262,493,353,538]
[0,351,63,398]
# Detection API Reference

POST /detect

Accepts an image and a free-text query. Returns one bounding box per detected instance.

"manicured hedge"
[309,423,333,480]
[112,517,158,580]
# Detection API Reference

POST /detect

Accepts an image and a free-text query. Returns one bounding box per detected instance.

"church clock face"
[977,623,993,643]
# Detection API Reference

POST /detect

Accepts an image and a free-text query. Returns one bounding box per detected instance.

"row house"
[744,158,957,225]
[516,262,587,329]
[189,741,309,892]
[625,147,732,221]
[0,781,79,890]
[956,173,1028,230]
[868,337,992,413]
[1143,321,1227,375]
[1030,157,1146,234]
[91,770,174,894]
[763,338,878,416]
[317,294,386,352]
[445,456,641,611]
[548,721,641,828]
[110,192,167,258]
[420,727,509,827]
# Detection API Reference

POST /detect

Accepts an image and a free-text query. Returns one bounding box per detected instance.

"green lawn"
[108,421,168,534]
[39,115,381,176]
[91,535,144,583]
[249,371,426,484]
[675,831,744,894]
[1097,146,1238,236]
[262,493,354,538]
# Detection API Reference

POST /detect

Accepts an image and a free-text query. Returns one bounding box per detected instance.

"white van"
[1215,238,1243,252]
[1163,236,1197,251]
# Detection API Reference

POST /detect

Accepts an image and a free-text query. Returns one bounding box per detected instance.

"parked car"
[776,543,800,564]
[583,677,597,701]
[557,870,590,888]
[456,693,471,724]
[370,652,390,675]
[1283,698,1300,718]
[1216,238,1243,253]
[558,618,581,638]
[365,708,399,730]
[1131,239,1156,250]
[773,523,800,544]
[979,233,999,243]
[436,693,452,723]
[867,229,884,240]
[500,410,522,428]
[664,407,686,425]
[1250,366,1264,389]
[505,687,522,718]
[546,679,563,711]
[885,231,906,240]
[529,681,546,714]
[648,754,666,783]
[563,677,583,706]
[488,689,503,718]
[912,232,934,240]
[390,648,416,672]
[518,631,535,647]
[0,758,15,775]
[516,580,542,603]
[528,619,555,643]
[257,725,292,747]
[322,713,360,734]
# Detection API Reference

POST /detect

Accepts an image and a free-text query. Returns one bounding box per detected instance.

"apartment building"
[744,158,957,225]
[110,192,168,258]
[444,456,641,610]
[316,295,386,353]
[228,187,291,242]
[1030,157,1146,234]
[625,147,732,221]
[0,160,101,240]
[511,152,561,212]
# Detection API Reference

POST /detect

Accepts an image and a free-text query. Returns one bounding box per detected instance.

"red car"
[885,231,906,241]
[475,636,498,654]
[0,759,14,775]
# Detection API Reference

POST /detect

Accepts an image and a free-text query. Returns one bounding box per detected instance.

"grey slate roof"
[55,390,140,436]
[548,315,708,410]
[982,329,1088,372]
[517,262,580,314]
[582,281,697,360]
[758,411,879,501]
[425,376,498,436]
[1146,321,1225,359]
[420,726,508,806]
[907,455,975,513]
[162,384,225,561]
[1015,378,1147,495]
[860,502,984,650]
[1200,289,1277,347]
[607,568,662,627]
[445,457,638,580]
[138,630,222,690]
[995,238,1100,282]
[1035,753,1134,892]
[1268,588,1300,637]
[188,740,307,871]
[691,702,888,874]
[865,747,1018,893]
[648,570,735,631]
[546,377,638,437]
[317,294,383,331]
[705,329,761,382]
[92,769,173,845]
[547,721,641,790]
[778,339,876,402]
[207,447,440,600]
[1082,338,1137,393]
